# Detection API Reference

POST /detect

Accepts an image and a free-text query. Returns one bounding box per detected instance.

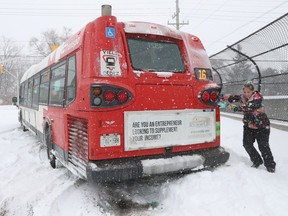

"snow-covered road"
[1,105,288,216]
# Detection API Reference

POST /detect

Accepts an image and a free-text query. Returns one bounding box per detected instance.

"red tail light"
[201,91,210,102]
[210,91,219,102]
[199,88,220,106]
[103,90,116,102]
[90,85,132,108]
[117,90,129,103]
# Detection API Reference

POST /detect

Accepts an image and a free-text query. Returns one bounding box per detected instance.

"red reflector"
[191,36,199,41]
[106,21,115,27]
[201,91,210,102]
[103,90,116,102]
[210,91,219,102]
[117,90,128,103]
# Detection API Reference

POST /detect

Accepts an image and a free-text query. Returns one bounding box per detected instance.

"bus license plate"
[100,134,121,147]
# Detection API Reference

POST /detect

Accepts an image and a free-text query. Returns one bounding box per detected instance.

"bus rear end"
[77,6,229,182]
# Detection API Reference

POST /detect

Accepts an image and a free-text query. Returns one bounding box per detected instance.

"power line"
[191,0,230,29]
[205,1,288,51]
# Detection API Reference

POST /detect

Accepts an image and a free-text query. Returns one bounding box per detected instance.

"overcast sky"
[1,0,287,56]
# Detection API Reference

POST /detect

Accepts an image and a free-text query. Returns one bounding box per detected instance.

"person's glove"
[234,95,241,102]
[228,95,241,103]
[226,104,237,112]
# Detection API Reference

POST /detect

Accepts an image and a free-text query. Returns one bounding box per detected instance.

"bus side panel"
[21,107,37,134]
[35,105,46,139]
[46,108,66,153]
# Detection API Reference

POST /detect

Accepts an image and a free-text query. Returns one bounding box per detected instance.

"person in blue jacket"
[226,83,276,173]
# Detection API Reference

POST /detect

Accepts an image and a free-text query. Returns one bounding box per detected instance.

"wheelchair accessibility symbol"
[105,27,115,38]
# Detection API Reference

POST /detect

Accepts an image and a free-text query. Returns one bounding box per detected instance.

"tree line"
[0,28,72,105]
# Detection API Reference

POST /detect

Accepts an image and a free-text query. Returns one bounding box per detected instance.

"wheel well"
[43,121,52,144]
[44,123,50,133]
[44,121,51,134]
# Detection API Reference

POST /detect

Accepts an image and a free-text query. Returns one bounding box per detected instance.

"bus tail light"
[93,87,102,96]
[201,91,210,102]
[198,88,220,106]
[93,97,102,106]
[210,91,219,102]
[103,90,116,102]
[117,90,129,103]
[91,84,132,108]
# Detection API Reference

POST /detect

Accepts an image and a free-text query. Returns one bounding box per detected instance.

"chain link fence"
[210,13,288,121]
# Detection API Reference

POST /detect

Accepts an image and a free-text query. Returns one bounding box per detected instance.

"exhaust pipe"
[101,5,112,16]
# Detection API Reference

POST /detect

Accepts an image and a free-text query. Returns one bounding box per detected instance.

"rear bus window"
[127,38,185,73]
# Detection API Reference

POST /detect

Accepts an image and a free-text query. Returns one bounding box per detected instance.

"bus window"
[127,38,185,72]
[66,55,76,105]
[49,63,66,107]
[27,79,33,107]
[39,71,50,105]
[32,76,40,109]
[23,82,28,107]
[19,84,24,105]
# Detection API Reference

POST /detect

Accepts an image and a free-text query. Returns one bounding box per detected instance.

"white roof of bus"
[124,21,182,39]
[20,29,83,84]
[20,57,50,83]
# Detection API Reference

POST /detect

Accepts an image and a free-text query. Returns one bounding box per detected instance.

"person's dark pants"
[243,126,276,169]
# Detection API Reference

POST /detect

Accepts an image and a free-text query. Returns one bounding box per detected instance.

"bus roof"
[123,21,183,39]
[20,29,84,83]
[20,19,201,84]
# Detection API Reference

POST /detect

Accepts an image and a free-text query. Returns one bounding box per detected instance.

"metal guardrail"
[210,13,288,121]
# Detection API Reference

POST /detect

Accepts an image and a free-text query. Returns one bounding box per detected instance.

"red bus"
[15,5,229,182]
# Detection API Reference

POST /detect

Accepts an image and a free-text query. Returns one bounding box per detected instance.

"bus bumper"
[86,147,229,183]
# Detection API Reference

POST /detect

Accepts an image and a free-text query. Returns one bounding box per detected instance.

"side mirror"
[12,97,18,106]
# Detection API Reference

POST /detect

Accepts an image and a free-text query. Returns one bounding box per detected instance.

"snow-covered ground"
[1,105,288,216]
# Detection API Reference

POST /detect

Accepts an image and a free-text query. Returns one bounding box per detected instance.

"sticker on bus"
[100,50,121,76]
[124,109,216,151]
[105,27,115,38]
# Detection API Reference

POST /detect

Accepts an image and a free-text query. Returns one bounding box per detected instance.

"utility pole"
[168,0,189,30]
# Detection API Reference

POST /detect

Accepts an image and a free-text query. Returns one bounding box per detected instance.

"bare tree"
[0,36,24,104]
[29,27,72,57]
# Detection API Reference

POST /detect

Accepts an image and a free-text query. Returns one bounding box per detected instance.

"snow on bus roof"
[20,57,49,83]
[20,29,84,84]
[124,21,183,39]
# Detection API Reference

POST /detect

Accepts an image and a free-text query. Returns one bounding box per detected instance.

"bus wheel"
[22,124,28,132]
[44,126,56,169]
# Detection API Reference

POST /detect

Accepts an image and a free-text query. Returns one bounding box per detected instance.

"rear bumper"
[86,147,229,183]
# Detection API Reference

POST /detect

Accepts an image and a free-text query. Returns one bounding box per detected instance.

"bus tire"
[22,124,28,132]
[44,126,56,169]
